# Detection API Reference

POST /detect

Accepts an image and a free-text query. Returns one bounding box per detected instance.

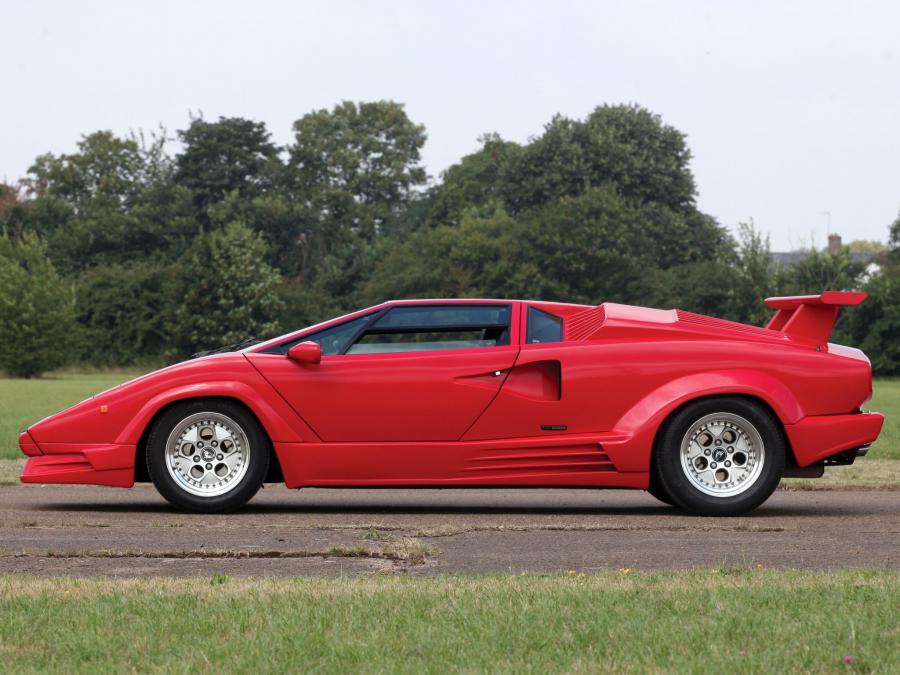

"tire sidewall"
[146,399,269,513]
[654,397,785,516]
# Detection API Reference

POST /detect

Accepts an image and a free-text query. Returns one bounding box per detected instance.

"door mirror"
[287,341,321,364]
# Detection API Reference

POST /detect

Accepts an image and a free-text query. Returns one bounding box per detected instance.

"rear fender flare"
[604,370,802,472]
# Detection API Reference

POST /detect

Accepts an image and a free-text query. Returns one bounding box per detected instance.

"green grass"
[0,371,141,459]
[780,459,899,491]
[868,379,900,459]
[0,459,24,485]
[0,570,895,673]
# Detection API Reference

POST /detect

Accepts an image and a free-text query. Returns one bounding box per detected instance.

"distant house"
[771,234,882,277]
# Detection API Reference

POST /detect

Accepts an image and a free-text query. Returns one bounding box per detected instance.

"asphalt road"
[0,484,896,576]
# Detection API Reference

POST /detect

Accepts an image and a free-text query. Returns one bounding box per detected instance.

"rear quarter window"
[526,307,563,344]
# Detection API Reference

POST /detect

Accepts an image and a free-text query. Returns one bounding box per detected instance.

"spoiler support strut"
[764,291,867,345]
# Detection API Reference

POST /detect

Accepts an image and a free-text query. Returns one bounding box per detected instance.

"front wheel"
[647,476,676,506]
[653,397,785,516]
[146,399,270,513]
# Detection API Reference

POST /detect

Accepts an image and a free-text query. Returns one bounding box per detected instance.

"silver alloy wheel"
[679,412,765,498]
[165,412,250,498]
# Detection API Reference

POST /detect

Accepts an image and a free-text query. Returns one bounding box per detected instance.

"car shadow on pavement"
[34,501,678,517]
[31,499,878,519]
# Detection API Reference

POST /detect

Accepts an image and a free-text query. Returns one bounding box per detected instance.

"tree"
[846,239,887,254]
[207,191,308,277]
[23,129,196,274]
[889,210,900,264]
[175,116,280,221]
[846,209,900,373]
[24,130,151,209]
[361,208,516,304]
[500,104,697,214]
[364,186,690,306]
[729,222,778,325]
[423,133,520,228]
[640,261,740,320]
[286,100,427,276]
[0,233,76,377]
[847,268,900,375]
[511,186,666,303]
[168,222,283,356]
[0,184,29,238]
[75,263,170,366]
[778,246,865,296]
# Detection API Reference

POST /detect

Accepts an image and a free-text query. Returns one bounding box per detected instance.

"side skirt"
[273,434,649,490]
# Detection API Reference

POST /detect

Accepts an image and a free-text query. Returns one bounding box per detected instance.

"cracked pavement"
[0,484,897,576]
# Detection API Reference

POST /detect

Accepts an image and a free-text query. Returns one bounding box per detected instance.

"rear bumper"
[18,438,136,488]
[784,412,884,467]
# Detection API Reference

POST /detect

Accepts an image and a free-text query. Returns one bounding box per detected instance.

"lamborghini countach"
[18,293,883,516]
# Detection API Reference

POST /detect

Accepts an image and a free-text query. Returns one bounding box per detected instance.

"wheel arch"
[134,395,284,484]
[604,370,803,473]
[648,393,793,470]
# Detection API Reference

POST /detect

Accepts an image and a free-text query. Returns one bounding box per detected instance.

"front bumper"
[17,432,41,456]
[18,433,135,487]
[784,411,884,468]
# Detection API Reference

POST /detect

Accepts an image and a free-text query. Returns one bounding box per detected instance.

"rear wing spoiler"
[764,291,867,345]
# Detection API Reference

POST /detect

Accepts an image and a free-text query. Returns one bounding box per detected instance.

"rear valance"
[765,291,867,345]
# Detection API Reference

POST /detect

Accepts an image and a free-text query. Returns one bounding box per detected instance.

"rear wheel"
[146,399,269,513]
[653,397,785,516]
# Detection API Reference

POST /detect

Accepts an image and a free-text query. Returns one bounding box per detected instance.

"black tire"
[647,477,677,507]
[653,397,785,516]
[146,399,270,513]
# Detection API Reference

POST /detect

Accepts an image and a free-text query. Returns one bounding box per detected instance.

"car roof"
[383,298,592,312]
[248,299,594,353]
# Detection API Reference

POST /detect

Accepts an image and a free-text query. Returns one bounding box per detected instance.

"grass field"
[0,570,895,673]
[868,379,900,459]
[0,371,140,460]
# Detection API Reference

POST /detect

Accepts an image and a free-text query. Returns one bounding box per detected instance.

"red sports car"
[18,293,883,516]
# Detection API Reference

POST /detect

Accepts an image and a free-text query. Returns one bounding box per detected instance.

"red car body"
[19,294,884,494]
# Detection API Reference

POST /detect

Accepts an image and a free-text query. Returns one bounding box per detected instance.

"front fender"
[114,379,318,445]
[28,355,320,448]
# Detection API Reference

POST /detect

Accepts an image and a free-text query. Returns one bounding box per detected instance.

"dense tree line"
[0,102,897,377]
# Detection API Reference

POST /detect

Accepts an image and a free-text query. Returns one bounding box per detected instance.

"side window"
[526,307,563,344]
[269,314,371,356]
[346,305,511,355]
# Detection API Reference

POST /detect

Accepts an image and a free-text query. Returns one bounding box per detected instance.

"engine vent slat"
[566,306,607,341]
[676,310,778,337]
[465,445,617,475]
[463,460,616,473]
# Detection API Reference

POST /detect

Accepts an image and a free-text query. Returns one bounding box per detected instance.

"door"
[248,303,520,442]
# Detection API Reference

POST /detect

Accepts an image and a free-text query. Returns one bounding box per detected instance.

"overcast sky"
[2,0,898,250]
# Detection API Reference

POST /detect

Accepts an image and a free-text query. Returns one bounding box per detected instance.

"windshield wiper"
[191,337,262,359]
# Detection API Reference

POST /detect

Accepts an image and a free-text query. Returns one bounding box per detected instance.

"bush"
[0,233,76,377]
[75,263,171,366]
[847,269,900,375]
[168,222,284,357]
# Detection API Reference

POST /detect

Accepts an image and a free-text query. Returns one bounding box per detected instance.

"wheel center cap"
[712,448,727,462]
[201,449,215,461]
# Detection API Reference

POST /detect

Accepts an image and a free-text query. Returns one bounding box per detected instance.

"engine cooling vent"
[566,305,607,341]
[465,445,616,476]
[676,311,777,338]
